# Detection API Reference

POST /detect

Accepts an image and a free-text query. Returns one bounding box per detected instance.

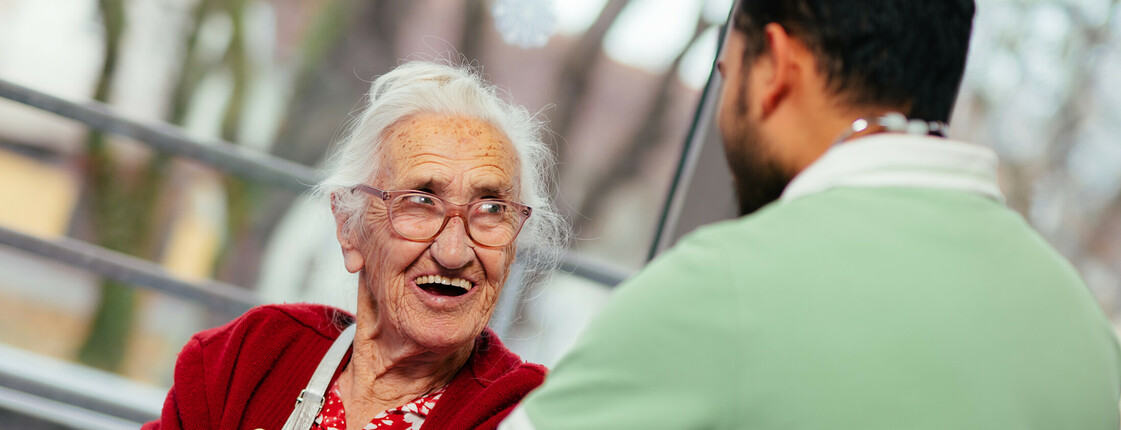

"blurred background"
[0,0,1118,428]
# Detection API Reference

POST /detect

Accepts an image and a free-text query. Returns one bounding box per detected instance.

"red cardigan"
[143,303,546,429]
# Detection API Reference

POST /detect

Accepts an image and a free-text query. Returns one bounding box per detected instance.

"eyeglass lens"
[390,193,522,246]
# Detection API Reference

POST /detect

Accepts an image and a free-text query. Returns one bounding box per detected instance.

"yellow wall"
[0,150,77,237]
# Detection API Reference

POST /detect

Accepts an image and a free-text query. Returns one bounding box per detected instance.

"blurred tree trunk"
[575,18,708,231]
[460,0,488,63]
[77,0,222,371]
[212,0,258,288]
[77,0,153,372]
[170,0,219,125]
[549,0,629,162]
[269,0,408,166]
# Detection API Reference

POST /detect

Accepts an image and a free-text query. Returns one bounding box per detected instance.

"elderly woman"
[145,61,567,430]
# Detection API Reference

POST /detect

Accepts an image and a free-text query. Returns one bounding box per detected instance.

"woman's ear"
[331,192,365,273]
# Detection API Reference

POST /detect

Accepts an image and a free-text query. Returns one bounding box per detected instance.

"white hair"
[314,60,568,279]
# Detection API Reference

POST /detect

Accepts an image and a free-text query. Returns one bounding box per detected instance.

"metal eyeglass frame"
[350,184,532,248]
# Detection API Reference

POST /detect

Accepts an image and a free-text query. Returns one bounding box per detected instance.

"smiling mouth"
[415,275,473,297]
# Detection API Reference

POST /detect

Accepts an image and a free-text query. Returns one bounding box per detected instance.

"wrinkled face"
[716,30,793,216]
[351,113,520,351]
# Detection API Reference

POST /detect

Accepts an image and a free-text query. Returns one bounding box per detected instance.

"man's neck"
[772,102,905,176]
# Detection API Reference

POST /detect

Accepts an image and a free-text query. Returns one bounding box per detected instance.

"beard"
[720,80,793,217]
[724,128,792,216]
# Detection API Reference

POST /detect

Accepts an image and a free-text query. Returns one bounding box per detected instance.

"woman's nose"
[431,217,473,269]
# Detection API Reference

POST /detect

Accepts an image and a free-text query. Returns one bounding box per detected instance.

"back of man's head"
[733,0,975,123]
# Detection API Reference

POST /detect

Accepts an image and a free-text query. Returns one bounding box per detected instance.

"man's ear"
[757,23,799,117]
[331,192,365,273]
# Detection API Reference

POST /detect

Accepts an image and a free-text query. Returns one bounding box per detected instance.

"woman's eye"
[406,195,436,205]
[478,202,505,214]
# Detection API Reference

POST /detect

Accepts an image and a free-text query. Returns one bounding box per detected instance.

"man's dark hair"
[732,0,975,123]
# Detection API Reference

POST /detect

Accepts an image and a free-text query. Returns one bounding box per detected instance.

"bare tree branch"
[460,0,489,63]
[550,0,630,159]
[575,18,709,230]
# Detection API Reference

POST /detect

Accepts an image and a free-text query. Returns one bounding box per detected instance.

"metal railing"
[0,79,317,193]
[0,227,259,317]
[0,343,164,429]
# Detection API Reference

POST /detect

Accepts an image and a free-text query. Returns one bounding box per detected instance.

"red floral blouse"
[312,380,445,430]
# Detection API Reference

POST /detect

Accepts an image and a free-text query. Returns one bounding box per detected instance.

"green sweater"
[508,135,1121,429]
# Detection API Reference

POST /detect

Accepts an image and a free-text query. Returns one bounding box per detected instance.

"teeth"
[416,275,473,291]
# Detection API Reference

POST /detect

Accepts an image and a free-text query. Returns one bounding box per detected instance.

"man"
[502,1,1121,429]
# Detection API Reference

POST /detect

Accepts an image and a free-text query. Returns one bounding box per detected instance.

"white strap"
[281,323,356,430]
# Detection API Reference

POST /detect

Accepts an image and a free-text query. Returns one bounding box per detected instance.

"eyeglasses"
[351,184,532,248]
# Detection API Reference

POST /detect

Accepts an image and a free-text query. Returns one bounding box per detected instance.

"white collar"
[780,133,1005,203]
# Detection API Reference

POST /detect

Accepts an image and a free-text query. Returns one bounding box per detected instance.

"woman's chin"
[402,283,494,344]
